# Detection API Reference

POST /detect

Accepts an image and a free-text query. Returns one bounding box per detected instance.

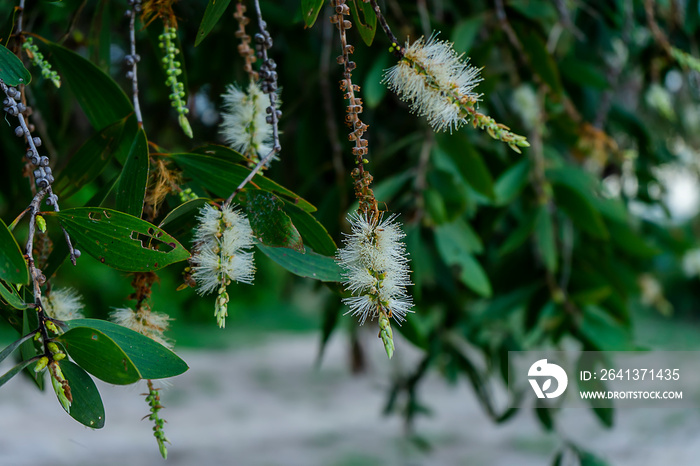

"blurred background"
[2,0,700,464]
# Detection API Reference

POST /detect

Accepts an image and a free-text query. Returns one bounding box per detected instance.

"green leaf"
[452,16,484,54]
[283,202,337,257]
[607,221,660,258]
[348,0,377,46]
[576,352,614,428]
[552,183,608,239]
[0,217,29,284]
[45,40,132,130]
[301,0,325,28]
[115,127,149,217]
[498,210,537,256]
[157,197,209,246]
[169,153,316,212]
[534,205,557,272]
[63,319,188,380]
[46,208,191,272]
[434,218,483,255]
[195,0,233,46]
[20,310,43,390]
[243,190,304,251]
[0,357,37,388]
[191,143,250,164]
[0,331,35,365]
[60,327,141,385]
[435,133,495,199]
[0,42,31,86]
[364,52,390,108]
[57,360,105,429]
[580,305,631,351]
[435,228,491,297]
[518,29,562,94]
[559,56,608,90]
[53,115,135,199]
[494,158,530,206]
[257,243,342,282]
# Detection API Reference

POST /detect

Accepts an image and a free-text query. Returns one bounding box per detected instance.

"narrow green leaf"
[498,211,537,256]
[435,229,491,297]
[316,300,341,365]
[20,309,44,390]
[364,53,390,108]
[580,305,631,351]
[0,42,31,85]
[534,205,557,272]
[60,327,141,385]
[553,183,608,239]
[115,127,149,217]
[0,218,29,284]
[452,16,484,54]
[348,0,377,46]
[45,40,132,130]
[54,115,135,199]
[191,143,250,164]
[257,243,342,282]
[301,0,325,28]
[58,360,105,429]
[243,190,304,251]
[435,134,495,199]
[169,153,316,212]
[434,218,483,255]
[0,357,37,388]
[607,221,660,258]
[518,29,562,93]
[0,331,35,365]
[494,158,530,206]
[63,319,188,380]
[46,208,191,272]
[195,0,233,46]
[158,198,209,246]
[283,201,337,257]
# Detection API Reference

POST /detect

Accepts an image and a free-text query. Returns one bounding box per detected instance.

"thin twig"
[126,0,144,125]
[368,0,403,57]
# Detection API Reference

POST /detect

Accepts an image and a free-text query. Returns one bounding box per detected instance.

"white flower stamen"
[337,212,414,325]
[42,288,85,321]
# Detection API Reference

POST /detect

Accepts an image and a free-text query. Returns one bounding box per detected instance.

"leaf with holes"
[243,190,304,251]
[45,208,190,272]
[348,0,377,46]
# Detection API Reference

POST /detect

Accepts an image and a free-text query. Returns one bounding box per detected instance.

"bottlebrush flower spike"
[337,212,414,328]
[220,82,280,164]
[189,203,256,328]
[383,34,482,133]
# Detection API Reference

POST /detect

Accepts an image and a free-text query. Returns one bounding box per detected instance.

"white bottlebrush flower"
[111,307,172,348]
[337,212,413,325]
[42,288,84,320]
[219,81,280,163]
[383,34,482,133]
[190,203,256,328]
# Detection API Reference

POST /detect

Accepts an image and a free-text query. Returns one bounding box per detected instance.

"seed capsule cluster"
[1,83,56,201]
[252,12,282,152]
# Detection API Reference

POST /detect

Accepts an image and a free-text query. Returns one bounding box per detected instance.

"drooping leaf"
[0,42,31,85]
[518,29,562,93]
[195,0,233,46]
[348,0,377,46]
[283,201,337,256]
[435,227,491,297]
[434,218,483,255]
[0,331,35,365]
[60,327,141,385]
[243,190,304,251]
[53,115,136,199]
[46,208,190,272]
[301,0,325,28]
[158,197,209,246]
[498,210,537,256]
[44,40,132,130]
[169,153,315,212]
[452,16,484,54]
[435,134,495,199]
[0,218,29,284]
[115,127,149,217]
[364,52,390,108]
[0,357,37,388]
[579,305,631,351]
[57,360,105,429]
[63,319,188,380]
[257,243,342,282]
[191,143,250,164]
[552,183,608,240]
[494,158,530,206]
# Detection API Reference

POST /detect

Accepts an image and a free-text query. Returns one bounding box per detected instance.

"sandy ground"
[1,334,700,466]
